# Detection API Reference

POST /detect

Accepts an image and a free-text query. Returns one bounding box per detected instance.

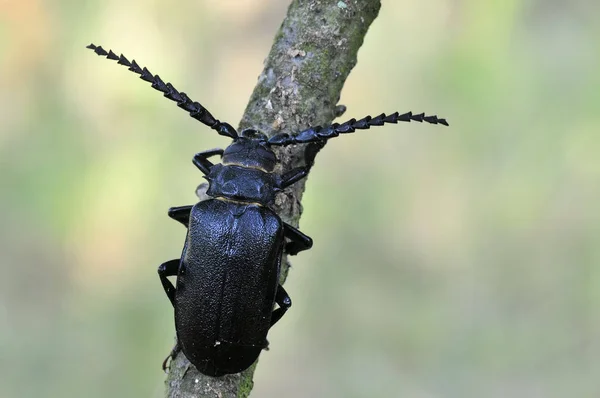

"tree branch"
[165,1,381,396]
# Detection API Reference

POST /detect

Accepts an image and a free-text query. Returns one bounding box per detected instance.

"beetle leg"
[278,166,309,189]
[168,205,192,227]
[157,259,180,306]
[270,285,292,327]
[283,223,313,255]
[193,148,224,175]
[162,341,181,372]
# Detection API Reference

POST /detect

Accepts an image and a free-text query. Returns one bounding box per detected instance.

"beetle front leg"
[270,285,292,327]
[157,259,180,306]
[193,148,224,175]
[277,142,323,189]
[283,223,313,255]
[278,166,309,189]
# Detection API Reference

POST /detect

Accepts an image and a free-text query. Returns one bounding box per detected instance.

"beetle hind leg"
[270,285,292,327]
[162,341,181,372]
[157,259,180,306]
[158,259,182,371]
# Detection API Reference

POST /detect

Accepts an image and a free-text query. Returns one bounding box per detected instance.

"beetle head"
[222,129,277,172]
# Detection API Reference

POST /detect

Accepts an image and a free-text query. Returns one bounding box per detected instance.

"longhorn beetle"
[87,43,448,377]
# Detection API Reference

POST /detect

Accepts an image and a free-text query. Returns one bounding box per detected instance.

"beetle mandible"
[87,43,448,377]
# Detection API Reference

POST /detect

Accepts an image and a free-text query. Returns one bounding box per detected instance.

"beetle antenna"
[267,111,448,146]
[86,43,238,140]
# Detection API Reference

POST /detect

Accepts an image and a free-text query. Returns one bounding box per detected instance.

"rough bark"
[165,1,381,396]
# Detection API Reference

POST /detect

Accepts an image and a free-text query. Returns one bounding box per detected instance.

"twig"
[165,1,381,396]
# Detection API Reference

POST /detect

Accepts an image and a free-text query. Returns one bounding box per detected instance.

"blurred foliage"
[1,0,599,397]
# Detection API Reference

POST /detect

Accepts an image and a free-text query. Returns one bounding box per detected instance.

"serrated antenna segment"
[118,54,131,66]
[268,111,448,146]
[107,50,119,61]
[86,43,238,139]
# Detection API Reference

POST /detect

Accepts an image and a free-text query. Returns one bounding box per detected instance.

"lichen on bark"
[165,1,381,396]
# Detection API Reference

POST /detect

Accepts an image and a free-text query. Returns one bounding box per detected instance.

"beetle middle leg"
[193,148,224,175]
[157,259,180,306]
[270,285,292,327]
[283,223,313,255]
[168,205,192,227]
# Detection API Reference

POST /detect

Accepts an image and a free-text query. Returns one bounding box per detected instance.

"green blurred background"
[1,0,599,397]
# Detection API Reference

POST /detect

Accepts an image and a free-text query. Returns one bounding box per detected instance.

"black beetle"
[87,43,448,377]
